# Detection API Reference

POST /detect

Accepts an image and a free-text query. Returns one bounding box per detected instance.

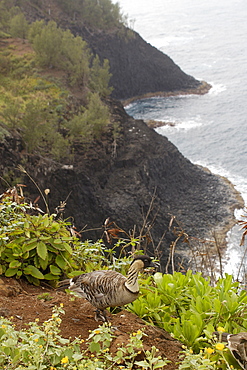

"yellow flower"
[35,318,39,322]
[95,330,101,334]
[60,303,64,307]
[34,338,39,342]
[61,356,69,364]
[1,325,6,329]
[189,349,193,354]
[217,326,225,333]
[205,347,214,355]
[215,343,225,351]
[137,330,142,335]
[132,332,137,336]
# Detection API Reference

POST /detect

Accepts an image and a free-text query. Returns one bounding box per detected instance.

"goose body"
[214,331,247,369]
[58,255,155,321]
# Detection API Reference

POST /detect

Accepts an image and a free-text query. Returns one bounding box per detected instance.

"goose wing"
[71,270,127,309]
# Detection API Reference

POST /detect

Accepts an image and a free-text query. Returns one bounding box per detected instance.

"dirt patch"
[0,38,34,56]
[0,277,182,369]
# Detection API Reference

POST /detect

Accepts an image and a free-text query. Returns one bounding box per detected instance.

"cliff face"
[0,100,241,269]
[70,26,202,101]
[17,0,203,101]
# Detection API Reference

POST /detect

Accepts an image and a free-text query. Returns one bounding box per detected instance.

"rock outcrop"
[0,100,242,269]
[70,26,205,101]
[17,0,207,101]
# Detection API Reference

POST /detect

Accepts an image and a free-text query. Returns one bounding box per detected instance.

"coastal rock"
[71,26,207,101]
[17,0,208,101]
[0,99,242,270]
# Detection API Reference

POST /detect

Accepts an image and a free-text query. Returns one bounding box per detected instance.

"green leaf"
[53,238,63,244]
[24,265,44,279]
[37,241,47,260]
[89,342,100,353]
[9,260,21,269]
[23,239,38,252]
[43,273,59,280]
[55,255,67,269]
[50,265,61,275]
[5,267,19,277]
[62,242,72,254]
[39,255,49,270]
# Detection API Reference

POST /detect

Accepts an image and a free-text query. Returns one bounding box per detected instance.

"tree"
[28,20,45,43]
[89,55,113,97]
[32,21,63,68]
[66,92,110,142]
[60,29,91,86]
[9,13,29,41]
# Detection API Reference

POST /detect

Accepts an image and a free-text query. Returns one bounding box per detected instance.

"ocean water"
[113,0,247,277]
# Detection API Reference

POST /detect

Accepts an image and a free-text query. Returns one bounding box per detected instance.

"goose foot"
[94,309,109,322]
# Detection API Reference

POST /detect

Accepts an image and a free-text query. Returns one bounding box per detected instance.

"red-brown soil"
[0,277,182,369]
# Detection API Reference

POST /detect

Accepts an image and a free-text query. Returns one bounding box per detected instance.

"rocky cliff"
[0,99,242,270]
[70,26,205,101]
[18,0,208,101]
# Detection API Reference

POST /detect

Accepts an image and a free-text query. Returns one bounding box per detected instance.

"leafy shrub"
[0,199,78,285]
[129,271,247,352]
[66,92,110,143]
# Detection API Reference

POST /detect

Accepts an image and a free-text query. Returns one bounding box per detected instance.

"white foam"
[208,82,227,95]
[156,117,203,133]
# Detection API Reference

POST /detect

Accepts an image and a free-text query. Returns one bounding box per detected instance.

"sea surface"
[113,0,247,278]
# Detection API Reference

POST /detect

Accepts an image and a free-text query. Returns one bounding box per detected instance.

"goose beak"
[150,260,160,269]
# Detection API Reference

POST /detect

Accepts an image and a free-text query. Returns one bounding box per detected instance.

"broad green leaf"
[53,239,63,244]
[67,270,84,278]
[39,255,49,270]
[89,342,100,353]
[23,240,38,252]
[43,273,59,280]
[50,265,61,275]
[37,241,47,260]
[43,217,50,228]
[9,260,21,269]
[5,267,18,277]
[24,265,44,279]
[55,255,67,269]
[62,242,72,254]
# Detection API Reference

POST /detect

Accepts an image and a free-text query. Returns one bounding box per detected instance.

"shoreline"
[122,80,212,106]
[209,172,245,241]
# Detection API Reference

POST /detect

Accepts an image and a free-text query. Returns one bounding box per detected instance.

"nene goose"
[58,255,156,321]
[213,331,247,369]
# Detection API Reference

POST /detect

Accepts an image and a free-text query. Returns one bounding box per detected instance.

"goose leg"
[94,309,108,322]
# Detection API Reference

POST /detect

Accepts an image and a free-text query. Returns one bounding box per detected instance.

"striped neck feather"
[124,260,143,293]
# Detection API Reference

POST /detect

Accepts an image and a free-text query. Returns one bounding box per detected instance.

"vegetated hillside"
[11,0,210,101]
[0,1,242,270]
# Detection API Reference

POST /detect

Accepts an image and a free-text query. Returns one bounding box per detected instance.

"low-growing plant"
[128,270,247,352]
[179,327,244,370]
[0,305,169,369]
